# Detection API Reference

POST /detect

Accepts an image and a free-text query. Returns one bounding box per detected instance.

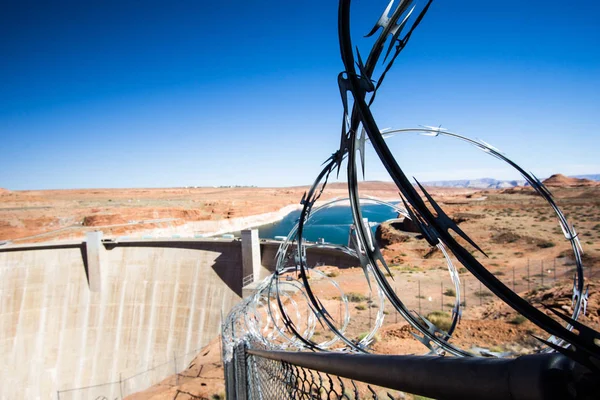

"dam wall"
[0,237,245,399]
[260,242,360,271]
[0,232,360,399]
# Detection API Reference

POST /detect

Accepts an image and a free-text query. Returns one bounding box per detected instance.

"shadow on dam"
[104,240,244,297]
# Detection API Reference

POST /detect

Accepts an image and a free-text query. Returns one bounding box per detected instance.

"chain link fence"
[228,343,407,400]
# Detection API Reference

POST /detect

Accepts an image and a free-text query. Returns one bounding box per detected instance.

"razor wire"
[223,0,600,394]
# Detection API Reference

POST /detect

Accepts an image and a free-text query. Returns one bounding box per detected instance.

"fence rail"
[226,343,587,400]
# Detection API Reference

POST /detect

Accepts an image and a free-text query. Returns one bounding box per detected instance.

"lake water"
[234,203,400,245]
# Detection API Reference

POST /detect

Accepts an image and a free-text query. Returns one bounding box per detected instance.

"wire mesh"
[236,342,404,400]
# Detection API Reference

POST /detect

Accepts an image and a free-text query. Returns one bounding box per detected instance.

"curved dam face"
[0,237,244,399]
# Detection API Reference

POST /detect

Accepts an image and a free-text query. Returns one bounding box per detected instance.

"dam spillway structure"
[0,231,271,399]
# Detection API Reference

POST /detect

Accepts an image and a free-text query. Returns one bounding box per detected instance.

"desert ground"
[2,174,598,399]
[117,174,600,399]
[0,181,479,243]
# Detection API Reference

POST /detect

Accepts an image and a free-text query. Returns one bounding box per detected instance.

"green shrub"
[355,304,366,311]
[538,241,555,248]
[346,292,367,302]
[474,290,493,298]
[443,288,456,297]
[426,311,452,332]
[509,315,527,325]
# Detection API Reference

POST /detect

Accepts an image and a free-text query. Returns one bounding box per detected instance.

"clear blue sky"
[1,0,598,190]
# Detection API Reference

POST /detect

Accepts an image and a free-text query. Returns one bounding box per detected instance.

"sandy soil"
[4,174,599,399]
[127,176,599,399]
[0,182,479,243]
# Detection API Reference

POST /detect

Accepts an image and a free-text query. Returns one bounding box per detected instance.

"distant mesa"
[422,174,600,189]
[0,188,10,195]
[542,174,599,187]
[422,178,527,189]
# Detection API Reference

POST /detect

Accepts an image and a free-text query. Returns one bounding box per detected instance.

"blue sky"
[1,0,598,190]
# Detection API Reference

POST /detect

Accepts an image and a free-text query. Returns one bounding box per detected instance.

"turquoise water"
[243,203,399,245]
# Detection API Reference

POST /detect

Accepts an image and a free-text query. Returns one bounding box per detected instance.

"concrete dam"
[0,231,358,399]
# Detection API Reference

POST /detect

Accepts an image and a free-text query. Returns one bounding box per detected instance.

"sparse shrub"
[509,315,527,325]
[355,304,366,310]
[326,271,338,278]
[474,290,493,298]
[443,288,456,297]
[357,332,381,344]
[458,267,468,274]
[495,271,505,276]
[346,292,367,302]
[538,241,555,248]
[425,311,452,332]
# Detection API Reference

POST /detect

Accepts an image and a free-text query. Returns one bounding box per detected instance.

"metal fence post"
[463,277,466,308]
[234,343,248,400]
[541,260,544,287]
[369,293,372,330]
[527,258,530,291]
[440,282,443,312]
[512,265,515,292]
[224,353,236,400]
[418,280,421,315]
[395,283,399,323]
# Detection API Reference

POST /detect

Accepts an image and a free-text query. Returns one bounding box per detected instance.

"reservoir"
[234,202,400,245]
